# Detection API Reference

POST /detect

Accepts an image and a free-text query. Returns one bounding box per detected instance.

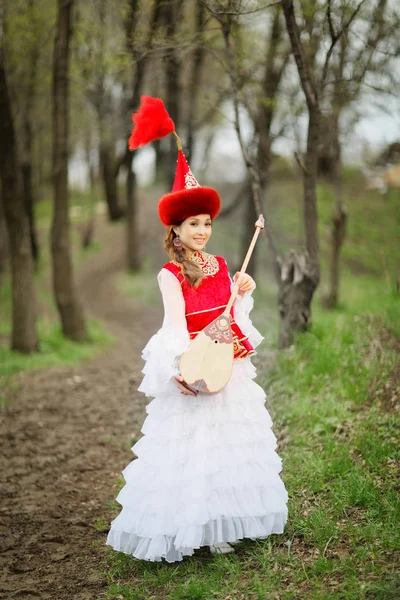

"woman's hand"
[173,374,198,396]
[234,272,255,296]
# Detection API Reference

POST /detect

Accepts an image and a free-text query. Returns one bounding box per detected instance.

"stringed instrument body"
[179,215,265,394]
[179,314,234,393]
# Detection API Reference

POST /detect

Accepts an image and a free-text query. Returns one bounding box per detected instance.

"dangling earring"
[173,236,182,250]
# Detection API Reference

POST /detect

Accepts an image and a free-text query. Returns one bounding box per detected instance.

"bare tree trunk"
[186,0,205,162]
[0,189,8,274]
[240,184,258,277]
[278,251,318,347]
[302,106,321,272]
[325,0,389,307]
[163,0,183,189]
[52,0,88,341]
[243,9,288,279]
[81,138,96,249]
[123,0,163,271]
[213,8,280,284]
[95,0,123,223]
[126,169,140,271]
[21,164,39,264]
[278,108,321,347]
[326,204,347,308]
[324,118,347,308]
[0,57,38,352]
[21,0,40,267]
[280,0,323,347]
[100,143,123,221]
[152,139,166,183]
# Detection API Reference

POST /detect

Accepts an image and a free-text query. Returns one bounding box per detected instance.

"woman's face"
[174,214,212,253]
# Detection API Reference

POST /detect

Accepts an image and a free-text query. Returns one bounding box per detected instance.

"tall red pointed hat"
[129,96,220,226]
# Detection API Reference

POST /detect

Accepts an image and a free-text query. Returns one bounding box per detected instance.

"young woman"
[106,96,288,562]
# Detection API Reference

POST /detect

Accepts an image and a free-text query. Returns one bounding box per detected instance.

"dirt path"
[0,219,161,600]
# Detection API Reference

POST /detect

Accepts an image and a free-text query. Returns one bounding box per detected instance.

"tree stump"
[278,250,319,348]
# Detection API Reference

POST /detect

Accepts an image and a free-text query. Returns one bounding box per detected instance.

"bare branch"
[281,0,317,109]
[360,80,399,96]
[294,151,308,175]
[218,179,248,217]
[200,0,281,16]
[348,0,390,99]
[321,0,368,88]
[327,0,336,43]
[343,0,368,33]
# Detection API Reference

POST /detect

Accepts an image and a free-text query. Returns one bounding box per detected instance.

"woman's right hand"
[173,375,198,396]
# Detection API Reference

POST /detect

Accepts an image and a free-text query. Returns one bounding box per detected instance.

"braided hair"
[164,225,204,288]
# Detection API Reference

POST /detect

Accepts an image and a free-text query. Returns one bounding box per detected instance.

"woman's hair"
[164,225,204,288]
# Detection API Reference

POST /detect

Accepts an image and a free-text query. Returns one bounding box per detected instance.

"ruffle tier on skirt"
[106,357,289,563]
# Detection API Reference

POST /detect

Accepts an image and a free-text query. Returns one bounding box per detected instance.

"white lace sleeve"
[228,265,264,349]
[137,268,190,397]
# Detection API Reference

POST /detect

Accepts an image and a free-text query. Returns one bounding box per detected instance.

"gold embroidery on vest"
[170,251,219,276]
[188,250,219,276]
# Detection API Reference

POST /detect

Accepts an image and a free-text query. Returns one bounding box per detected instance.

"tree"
[240,9,290,277]
[202,1,285,277]
[4,0,55,267]
[186,0,207,163]
[20,0,41,265]
[51,0,88,341]
[203,2,298,346]
[74,0,127,222]
[280,0,366,346]
[321,0,398,307]
[0,15,38,352]
[0,191,8,274]
[162,0,185,189]
[123,0,165,271]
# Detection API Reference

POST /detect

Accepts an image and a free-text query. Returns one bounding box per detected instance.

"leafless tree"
[280,0,366,345]
[122,0,165,271]
[0,14,38,352]
[52,0,88,341]
[186,0,207,163]
[321,0,398,307]
[203,1,283,275]
[0,185,9,275]
[20,0,40,266]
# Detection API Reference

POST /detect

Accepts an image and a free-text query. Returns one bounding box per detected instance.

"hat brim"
[158,187,221,227]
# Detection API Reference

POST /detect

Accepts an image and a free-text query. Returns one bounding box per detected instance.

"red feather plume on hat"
[128,96,220,226]
[128,96,175,150]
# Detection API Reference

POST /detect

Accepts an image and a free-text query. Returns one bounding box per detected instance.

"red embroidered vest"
[162,253,254,360]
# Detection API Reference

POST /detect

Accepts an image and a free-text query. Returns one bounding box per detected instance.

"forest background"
[0,1,399,599]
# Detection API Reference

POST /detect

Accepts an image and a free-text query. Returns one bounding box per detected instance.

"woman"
[106,96,288,562]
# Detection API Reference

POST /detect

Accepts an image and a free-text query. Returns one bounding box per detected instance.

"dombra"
[179,215,265,394]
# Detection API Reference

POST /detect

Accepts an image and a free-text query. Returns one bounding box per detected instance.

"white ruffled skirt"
[106,356,289,562]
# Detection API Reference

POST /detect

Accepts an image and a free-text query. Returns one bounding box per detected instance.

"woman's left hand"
[234,272,255,296]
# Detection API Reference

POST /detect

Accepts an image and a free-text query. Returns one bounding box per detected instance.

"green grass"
[36,188,97,223]
[0,318,114,380]
[268,178,399,282]
[259,283,400,598]
[119,257,160,308]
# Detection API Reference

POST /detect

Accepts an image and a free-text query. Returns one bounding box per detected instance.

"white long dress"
[106,267,289,562]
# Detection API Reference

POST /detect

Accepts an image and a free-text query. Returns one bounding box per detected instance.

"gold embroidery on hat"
[184,168,200,189]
